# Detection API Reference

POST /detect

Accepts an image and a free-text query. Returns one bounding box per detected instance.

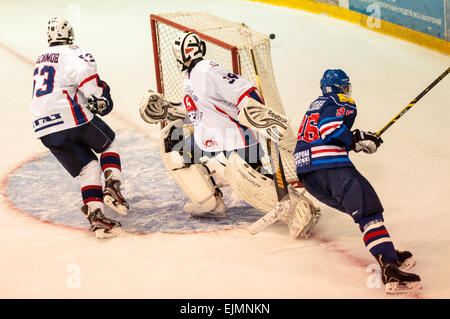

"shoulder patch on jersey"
[337,94,355,105]
[329,95,356,108]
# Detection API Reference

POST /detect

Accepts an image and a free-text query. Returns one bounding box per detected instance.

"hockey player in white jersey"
[30,17,129,238]
[140,31,320,238]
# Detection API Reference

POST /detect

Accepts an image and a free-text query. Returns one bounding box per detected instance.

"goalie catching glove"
[237,98,289,142]
[139,89,187,124]
[352,129,383,154]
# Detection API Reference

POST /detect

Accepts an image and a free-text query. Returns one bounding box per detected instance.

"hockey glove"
[237,98,289,142]
[352,129,383,154]
[139,90,187,124]
[87,94,113,116]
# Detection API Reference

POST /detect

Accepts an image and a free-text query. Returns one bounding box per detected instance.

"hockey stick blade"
[248,198,290,235]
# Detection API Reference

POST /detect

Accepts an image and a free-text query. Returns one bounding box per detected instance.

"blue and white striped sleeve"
[318,105,354,148]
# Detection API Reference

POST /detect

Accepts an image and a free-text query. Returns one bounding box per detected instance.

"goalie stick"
[247,138,291,234]
[241,24,290,235]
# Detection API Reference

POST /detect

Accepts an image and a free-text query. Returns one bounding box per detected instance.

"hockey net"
[150,12,300,186]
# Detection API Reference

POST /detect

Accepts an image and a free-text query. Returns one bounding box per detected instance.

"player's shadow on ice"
[110,193,264,234]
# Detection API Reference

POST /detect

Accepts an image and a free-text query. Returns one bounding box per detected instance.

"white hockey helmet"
[47,17,74,45]
[172,32,206,71]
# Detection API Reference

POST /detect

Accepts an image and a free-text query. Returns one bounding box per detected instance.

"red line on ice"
[0,151,90,234]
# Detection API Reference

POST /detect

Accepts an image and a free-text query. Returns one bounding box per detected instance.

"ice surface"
[0,0,449,298]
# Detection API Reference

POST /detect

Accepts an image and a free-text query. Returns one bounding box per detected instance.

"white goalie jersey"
[182,59,261,152]
[30,44,106,138]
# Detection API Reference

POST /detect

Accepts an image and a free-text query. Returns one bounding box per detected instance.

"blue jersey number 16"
[33,65,56,98]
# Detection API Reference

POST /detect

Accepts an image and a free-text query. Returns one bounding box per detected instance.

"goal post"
[150,12,301,186]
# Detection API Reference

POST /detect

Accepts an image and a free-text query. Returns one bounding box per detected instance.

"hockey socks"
[361,219,421,293]
[81,185,103,210]
[360,219,398,262]
[79,160,104,213]
[79,160,121,238]
[100,139,121,181]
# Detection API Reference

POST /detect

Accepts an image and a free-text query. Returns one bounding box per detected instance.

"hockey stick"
[242,25,290,234]
[247,138,291,234]
[376,67,450,137]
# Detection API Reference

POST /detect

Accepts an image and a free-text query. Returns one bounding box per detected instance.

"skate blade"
[399,257,416,272]
[94,227,121,239]
[190,211,227,218]
[385,281,422,294]
[104,195,128,216]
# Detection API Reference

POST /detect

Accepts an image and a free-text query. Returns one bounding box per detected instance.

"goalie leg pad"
[285,187,321,239]
[160,122,225,215]
[224,151,278,214]
[226,146,322,237]
[200,152,229,188]
[170,164,218,213]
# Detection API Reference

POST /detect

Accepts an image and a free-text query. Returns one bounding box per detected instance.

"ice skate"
[377,255,421,294]
[81,205,121,239]
[104,169,129,216]
[396,250,416,271]
[188,189,227,218]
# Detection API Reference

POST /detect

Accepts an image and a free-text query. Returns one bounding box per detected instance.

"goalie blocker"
[237,97,289,142]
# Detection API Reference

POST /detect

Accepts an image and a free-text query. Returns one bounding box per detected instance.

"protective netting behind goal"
[150,12,300,186]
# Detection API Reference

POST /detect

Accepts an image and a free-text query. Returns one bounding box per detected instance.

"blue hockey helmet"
[320,69,351,96]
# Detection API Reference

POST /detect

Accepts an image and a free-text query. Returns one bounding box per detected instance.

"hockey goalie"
[139,31,320,238]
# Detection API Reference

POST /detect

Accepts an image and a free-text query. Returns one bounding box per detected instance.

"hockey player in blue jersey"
[294,69,421,294]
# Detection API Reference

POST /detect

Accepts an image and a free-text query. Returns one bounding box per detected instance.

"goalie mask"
[172,32,206,71]
[47,17,74,45]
